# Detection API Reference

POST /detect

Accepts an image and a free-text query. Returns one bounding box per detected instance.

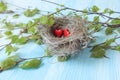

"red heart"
[54,29,63,37]
[64,28,70,37]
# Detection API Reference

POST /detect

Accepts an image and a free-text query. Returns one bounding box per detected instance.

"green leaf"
[67,11,73,16]
[88,23,102,32]
[28,27,36,34]
[94,24,102,32]
[115,45,120,51]
[0,2,7,13]
[13,14,19,19]
[56,8,61,14]
[4,31,12,36]
[20,59,41,69]
[48,17,55,26]
[109,10,114,15]
[44,49,52,57]
[104,8,109,14]
[57,55,71,62]
[5,22,14,30]
[92,5,99,12]
[105,27,113,35]
[0,58,16,70]
[59,4,64,7]
[27,21,33,27]
[35,39,42,44]
[8,55,20,62]
[93,16,99,22]
[17,37,27,44]
[39,16,49,25]
[105,38,115,46]
[88,24,95,30]
[32,8,39,15]
[24,8,39,17]
[0,35,3,38]
[91,46,105,58]
[11,35,19,44]
[111,19,120,25]
[83,9,88,13]
[5,45,18,55]
[30,35,40,40]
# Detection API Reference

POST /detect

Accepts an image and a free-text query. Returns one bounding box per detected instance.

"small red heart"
[54,29,63,37]
[64,28,70,37]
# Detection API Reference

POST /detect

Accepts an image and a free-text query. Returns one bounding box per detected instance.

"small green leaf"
[104,8,109,14]
[109,10,114,15]
[5,45,18,55]
[0,2,7,13]
[59,4,64,7]
[44,49,52,57]
[105,27,113,35]
[0,58,16,70]
[105,38,115,46]
[8,55,20,62]
[35,39,42,44]
[4,31,12,36]
[67,11,73,16]
[13,14,19,19]
[5,22,14,30]
[56,8,61,14]
[28,27,36,34]
[17,37,27,44]
[20,59,41,69]
[24,8,39,17]
[0,35,3,38]
[27,21,33,27]
[39,16,49,25]
[48,18,55,26]
[115,45,120,51]
[57,55,71,62]
[92,5,99,12]
[32,8,39,15]
[83,9,88,13]
[93,16,99,22]
[94,24,102,32]
[111,19,120,25]
[91,46,105,58]
[11,35,19,44]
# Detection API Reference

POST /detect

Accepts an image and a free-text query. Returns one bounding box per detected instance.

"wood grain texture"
[0,0,120,80]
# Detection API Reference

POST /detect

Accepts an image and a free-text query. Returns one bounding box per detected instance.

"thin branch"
[0,10,14,14]
[19,56,47,61]
[42,0,120,20]
[88,21,120,28]
[0,42,11,51]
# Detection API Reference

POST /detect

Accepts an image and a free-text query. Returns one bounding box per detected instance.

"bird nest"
[38,16,89,56]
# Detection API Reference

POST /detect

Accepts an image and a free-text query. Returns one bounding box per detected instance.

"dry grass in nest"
[38,16,89,56]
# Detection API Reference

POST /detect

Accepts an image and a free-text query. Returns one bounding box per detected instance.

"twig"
[0,10,14,14]
[19,56,47,61]
[42,0,120,20]
[0,42,11,51]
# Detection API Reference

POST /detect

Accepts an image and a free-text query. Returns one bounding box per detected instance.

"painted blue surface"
[0,0,120,80]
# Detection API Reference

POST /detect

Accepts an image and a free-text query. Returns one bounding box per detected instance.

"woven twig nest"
[38,16,89,56]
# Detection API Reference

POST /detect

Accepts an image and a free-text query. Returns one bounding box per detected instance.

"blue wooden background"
[0,0,120,80]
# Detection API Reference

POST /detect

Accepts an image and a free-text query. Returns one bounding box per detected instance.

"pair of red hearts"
[54,28,70,37]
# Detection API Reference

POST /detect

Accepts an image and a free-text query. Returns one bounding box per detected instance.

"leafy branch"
[42,0,120,28]
[0,55,46,72]
[0,0,120,72]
